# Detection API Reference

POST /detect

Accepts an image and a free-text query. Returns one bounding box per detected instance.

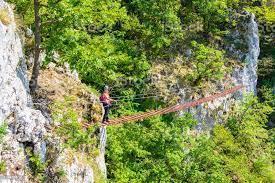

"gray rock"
[179,12,260,130]
[96,127,107,177]
[25,28,33,38]
[0,0,48,181]
[0,1,105,182]
[230,13,260,94]
[55,150,94,183]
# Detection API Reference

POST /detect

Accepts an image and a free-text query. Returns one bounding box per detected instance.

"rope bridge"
[83,85,244,127]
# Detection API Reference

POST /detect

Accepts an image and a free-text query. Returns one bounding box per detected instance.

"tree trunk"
[30,0,41,94]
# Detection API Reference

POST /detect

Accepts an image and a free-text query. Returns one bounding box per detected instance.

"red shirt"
[100,93,111,105]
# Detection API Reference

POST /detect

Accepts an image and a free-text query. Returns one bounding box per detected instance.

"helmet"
[104,85,109,91]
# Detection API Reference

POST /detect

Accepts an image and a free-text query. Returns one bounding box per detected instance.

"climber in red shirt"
[99,86,114,124]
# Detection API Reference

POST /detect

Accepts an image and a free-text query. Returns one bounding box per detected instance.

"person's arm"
[106,94,115,103]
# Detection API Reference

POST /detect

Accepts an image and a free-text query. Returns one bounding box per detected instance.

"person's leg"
[102,106,107,123]
[102,106,110,123]
[105,106,110,122]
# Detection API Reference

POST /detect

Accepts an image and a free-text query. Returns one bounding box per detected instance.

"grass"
[0,8,11,26]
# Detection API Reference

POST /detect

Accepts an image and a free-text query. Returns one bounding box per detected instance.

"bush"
[186,41,227,86]
[26,148,47,182]
[51,96,98,155]
[0,161,6,174]
[258,57,275,78]
[0,123,7,142]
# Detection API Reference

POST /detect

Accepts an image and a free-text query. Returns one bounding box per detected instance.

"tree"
[106,95,274,182]
[186,41,226,86]
[30,0,41,93]
[106,114,197,182]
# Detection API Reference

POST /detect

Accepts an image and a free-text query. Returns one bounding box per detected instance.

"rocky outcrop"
[180,12,260,130]
[229,12,260,95]
[96,127,107,177]
[0,1,47,181]
[46,146,95,183]
[34,64,107,181]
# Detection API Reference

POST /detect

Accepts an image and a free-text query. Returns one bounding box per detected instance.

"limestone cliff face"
[150,12,261,130]
[183,12,260,130]
[0,1,106,182]
[0,1,47,181]
[230,12,260,95]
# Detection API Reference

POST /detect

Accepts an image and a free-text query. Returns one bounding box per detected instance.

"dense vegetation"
[108,95,274,182]
[7,0,275,182]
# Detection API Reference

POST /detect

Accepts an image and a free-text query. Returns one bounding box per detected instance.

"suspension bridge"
[83,85,244,127]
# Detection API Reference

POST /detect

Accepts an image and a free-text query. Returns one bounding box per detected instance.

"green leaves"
[181,0,235,34]
[51,96,98,154]
[61,34,150,89]
[125,0,183,57]
[216,95,274,182]
[186,41,227,86]
[0,161,6,174]
[107,95,275,182]
[0,123,7,142]
[107,114,196,182]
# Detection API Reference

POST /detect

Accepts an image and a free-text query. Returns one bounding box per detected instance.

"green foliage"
[258,57,275,93]
[107,95,275,182]
[181,0,241,35]
[122,0,183,56]
[0,123,7,142]
[0,161,6,174]
[186,0,227,31]
[181,135,232,183]
[0,124,7,175]
[51,96,98,155]
[186,41,227,86]
[42,0,152,89]
[258,57,275,78]
[107,114,197,182]
[218,95,275,182]
[65,35,150,88]
[25,147,47,182]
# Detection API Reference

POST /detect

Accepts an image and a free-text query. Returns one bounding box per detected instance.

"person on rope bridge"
[100,86,114,124]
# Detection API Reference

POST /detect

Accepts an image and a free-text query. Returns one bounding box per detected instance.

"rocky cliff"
[185,12,260,130]
[0,1,106,182]
[230,12,260,94]
[149,12,261,130]
[0,1,47,181]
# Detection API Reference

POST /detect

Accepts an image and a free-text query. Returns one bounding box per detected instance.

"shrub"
[0,161,6,174]
[51,96,99,155]
[186,41,227,86]
[25,147,47,182]
[258,57,275,78]
[0,123,7,142]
